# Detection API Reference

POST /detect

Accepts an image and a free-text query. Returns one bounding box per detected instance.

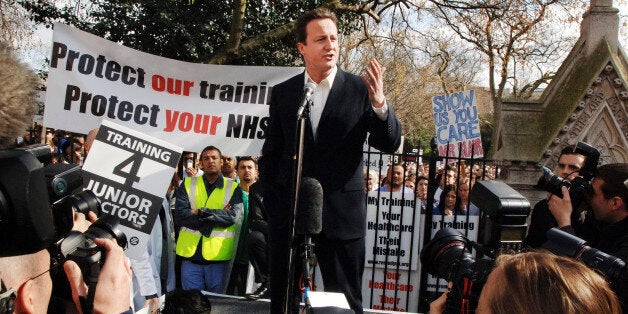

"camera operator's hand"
[429,288,449,314]
[64,238,132,314]
[71,210,98,233]
[548,186,573,227]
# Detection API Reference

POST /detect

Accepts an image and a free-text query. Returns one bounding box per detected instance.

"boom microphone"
[295,177,323,235]
[296,82,317,118]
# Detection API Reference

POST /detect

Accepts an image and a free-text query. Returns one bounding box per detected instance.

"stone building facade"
[493,0,628,204]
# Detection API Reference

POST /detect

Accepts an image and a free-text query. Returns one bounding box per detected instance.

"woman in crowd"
[432,184,460,216]
[457,178,479,216]
[430,251,621,313]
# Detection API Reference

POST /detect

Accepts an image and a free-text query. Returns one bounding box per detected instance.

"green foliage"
[403,123,435,154]
[479,116,492,155]
[21,0,361,65]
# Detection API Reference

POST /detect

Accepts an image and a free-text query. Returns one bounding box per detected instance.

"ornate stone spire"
[581,0,620,55]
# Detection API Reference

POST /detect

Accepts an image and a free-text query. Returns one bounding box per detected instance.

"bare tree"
[338,13,486,147]
[415,30,482,94]
[1,1,36,53]
[209,0,494,64]
[429,0,585,155]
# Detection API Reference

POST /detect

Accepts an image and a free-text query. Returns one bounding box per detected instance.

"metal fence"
[361,142,501,312]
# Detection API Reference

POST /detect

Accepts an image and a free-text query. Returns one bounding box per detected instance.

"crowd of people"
[7,128,626,314]
[364,160,498,217]
[1,6,627,314]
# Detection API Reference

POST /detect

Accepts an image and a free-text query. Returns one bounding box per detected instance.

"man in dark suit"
[258,7,401,314]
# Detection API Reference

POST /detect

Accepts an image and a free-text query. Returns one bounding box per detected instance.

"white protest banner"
[82,120,182,259]
[419,214,479,292]
[364,269,418,312]
[363,191,421,312]
[432,90,484,159]
[44,23,302,156]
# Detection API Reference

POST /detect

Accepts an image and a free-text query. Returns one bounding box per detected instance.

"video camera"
[0,144,126,312]
[420,180,530,314]
[0,144,125,254]
[535,141,600,208]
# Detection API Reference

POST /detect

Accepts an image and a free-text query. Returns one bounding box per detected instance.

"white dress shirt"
[304,66,388,139]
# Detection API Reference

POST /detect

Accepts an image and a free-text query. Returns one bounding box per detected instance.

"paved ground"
[205,294,420,314]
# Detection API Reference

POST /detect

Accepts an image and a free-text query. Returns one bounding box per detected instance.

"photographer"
[0,236,132,314]
[429,251,621,314]
[548,163,628,311]
[524,144,594,248]
[0,41,132,314]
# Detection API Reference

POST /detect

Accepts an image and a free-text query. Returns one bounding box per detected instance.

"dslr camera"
[536,141,600,208]
[0,144,126,312]
[420,227,628,314]
[421,227,493,313]
[421,180,530,314]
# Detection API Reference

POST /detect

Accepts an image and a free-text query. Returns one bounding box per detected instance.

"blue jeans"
[181,260,228,293]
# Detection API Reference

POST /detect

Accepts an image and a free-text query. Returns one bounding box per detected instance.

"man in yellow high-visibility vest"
[173,145,243,293]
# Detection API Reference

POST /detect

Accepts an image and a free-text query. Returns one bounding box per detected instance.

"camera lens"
[421,228,494,313]
[84,214,127,249]
[545,228,626,284]
[52,214,127,277]
[70,190,101,216]
[420,228,473,279]
[535,166,571,197]
[51,190,102,238]
[579,247,626,282]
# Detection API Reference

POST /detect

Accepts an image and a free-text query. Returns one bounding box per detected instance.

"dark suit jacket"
[259,68,401,240]
[248,182,268,236]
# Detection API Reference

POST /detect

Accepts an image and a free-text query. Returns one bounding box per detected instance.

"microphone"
[0,43,40,149]
[296,82,317,118]
[295,177,323,235]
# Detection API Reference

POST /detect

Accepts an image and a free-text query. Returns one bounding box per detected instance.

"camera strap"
[79,288,96,314]
[0,281,16,314]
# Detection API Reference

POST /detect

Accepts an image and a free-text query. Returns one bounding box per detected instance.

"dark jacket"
[259,68,401,240]
[560,217,628,312]
[248,182,268,236]
[525,198,596,248]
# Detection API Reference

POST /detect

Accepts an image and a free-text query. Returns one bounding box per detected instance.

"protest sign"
[44,23,302,156]
[432,90,483,159]
[364,269,418,312]
[363,191,420,312]
[81,120,182,259]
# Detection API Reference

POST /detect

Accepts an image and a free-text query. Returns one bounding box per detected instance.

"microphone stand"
[301,235,316,313]
[284,97,312,314]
